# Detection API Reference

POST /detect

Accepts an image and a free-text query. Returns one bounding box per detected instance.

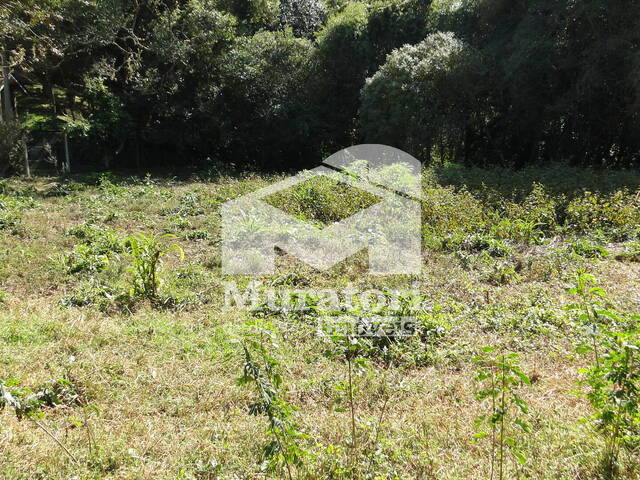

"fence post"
[22,138,30,178]
[63,132,71,174]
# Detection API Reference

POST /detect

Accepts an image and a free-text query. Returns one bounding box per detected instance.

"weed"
[473,347,532,480]
[264,175,381,226]
[184,229,210,241]
[0,193,36,233]
[176,191,205,216]
[460,234,512,258]
[486,260,521,286]
[569,273,640,477]
[614,241,640,263]
[1,378,82,464]
[579,329,640,478]
[63,224,123,274]
[125,232,184,300]
[238,319,310,478]
[59,278,135,313]
[565,190,640,241]
[569,238,610,259]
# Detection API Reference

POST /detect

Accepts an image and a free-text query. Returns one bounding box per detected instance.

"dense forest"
[1,0,639,172]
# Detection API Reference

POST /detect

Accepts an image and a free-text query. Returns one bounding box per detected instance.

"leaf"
[512,450,527,465]
[595,309,619,322]
[514,417,531,433]
[514,370,531,385]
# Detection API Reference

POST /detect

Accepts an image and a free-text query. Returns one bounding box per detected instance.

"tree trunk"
[1,47,13,122]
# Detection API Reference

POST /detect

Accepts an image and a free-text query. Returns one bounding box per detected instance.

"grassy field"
[0,163,639,480]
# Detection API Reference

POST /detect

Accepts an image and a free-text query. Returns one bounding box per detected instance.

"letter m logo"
[221,145,422,275]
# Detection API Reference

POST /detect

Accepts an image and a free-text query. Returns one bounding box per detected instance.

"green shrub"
[0,193,36,233]
[473,348,532,479]
[459,234,512,258]
[64,224,123,274]
[568,273,640,475]
[422,185,487,250]
[265,175,381,226]
[494,183,559,243]
[0,121,25,176]
[125,233,183,300]
[565,190,640,240]
[569,239,610,259]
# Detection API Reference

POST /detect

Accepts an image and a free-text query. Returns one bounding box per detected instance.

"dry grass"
[0,168,639,480]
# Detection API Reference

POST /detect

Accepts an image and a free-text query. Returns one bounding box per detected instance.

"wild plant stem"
[82,404,95,456]
[499,355,506,480]
[585,301,600,370]
[366,386,390,475]
[347,355,357,458]
[30,417,79,465]
[272,427,294,480]
[490,372,496,480]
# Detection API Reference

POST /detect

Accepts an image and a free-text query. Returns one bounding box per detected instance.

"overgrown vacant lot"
[1,163,639,480]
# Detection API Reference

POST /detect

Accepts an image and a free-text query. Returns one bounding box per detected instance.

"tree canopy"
[1,0,638,172]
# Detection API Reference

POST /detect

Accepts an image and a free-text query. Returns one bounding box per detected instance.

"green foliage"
[580,329,640,477]
[569,239,610,259]
[569,273,640,476]
[566,272,611,329]
[63,224,123,274]
[162,191,206,217]
[0,189,35,235]
[1,377,82,464]
[615,241,640,263]
[565,190,640,241]
[125,233,184,300]
[312,2,372,151]
[0,378,80,420]
[366,0,433,67]
[496,183,558,240]
[238,319,310,478]
[219,0,280,28]
[459,234,512,258]
[69,77,129,145]
[473,348,532,480]
[217,29,316,168]
[63,243,111,274]
[59,278,135,313]
[278,0,326,38]
[4,0,640,170]
[0,121,25,176]
[0,194,28,233]
[264,175,381,226]
[360,31,486,159]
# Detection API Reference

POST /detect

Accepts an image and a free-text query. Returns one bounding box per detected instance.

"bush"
[360,32,487,161]
[565,190,640,241]
[0,121,25,176]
